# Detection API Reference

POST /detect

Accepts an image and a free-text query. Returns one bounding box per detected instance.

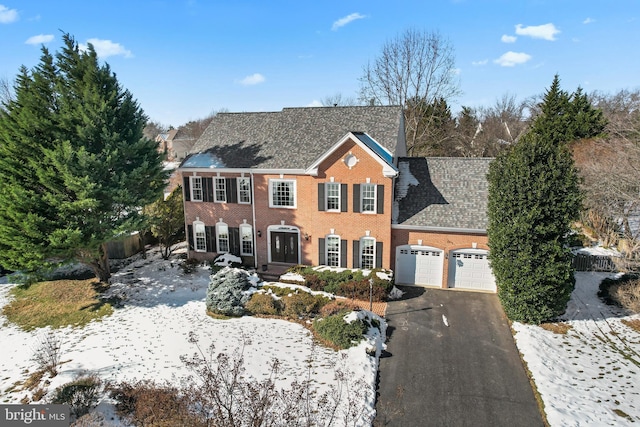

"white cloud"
[306,100,323,107]
[238,73,265,86]
[501,34,517,43]
[583,17,595,24]
[331,12,366,31]
[494,51,532,67]
[25,34,54,45]
[472,59,488,66]
[0,4,18,23]
[515,23,560,41]
[79,38,133,58]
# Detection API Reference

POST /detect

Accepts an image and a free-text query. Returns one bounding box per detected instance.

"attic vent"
[344,154,358,169]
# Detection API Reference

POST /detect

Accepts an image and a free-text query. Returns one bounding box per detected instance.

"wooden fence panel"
[572,254,617,272]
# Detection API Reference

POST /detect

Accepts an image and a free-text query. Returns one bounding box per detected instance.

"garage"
[447,249,496,292]
[395,245,444,286]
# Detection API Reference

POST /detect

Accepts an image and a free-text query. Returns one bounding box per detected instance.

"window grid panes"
[326,183,340,211]
[240,225,253,256]
[215,178,226,202]
[191,177,203,201]
[194,222,206,251]
[361,238,375,269]
[271,180,295,207]
[217,224,229,253]
[326,236,340,267]
[361,184,376,213]
[238,178,251,204]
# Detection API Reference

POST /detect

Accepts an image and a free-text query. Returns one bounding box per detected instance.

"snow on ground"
[0,248,384,425]
[513,272,640,426]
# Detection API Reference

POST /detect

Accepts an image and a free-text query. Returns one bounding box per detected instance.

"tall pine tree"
[0,34,167,281]
[487,75,603,324]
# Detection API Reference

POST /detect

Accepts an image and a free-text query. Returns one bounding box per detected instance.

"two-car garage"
[395,245,496,292]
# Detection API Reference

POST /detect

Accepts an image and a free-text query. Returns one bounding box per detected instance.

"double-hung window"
[325,183,340,211]
[237,177,251,204]
[240,224,253,256]
[269,179,296,208]
[326,235,340,267]
[194,221,206,252]
[360,237,375,269]
[191,177,203,202]
[361,184,376,213]
[214,178,226,202]
[216,222,229,253]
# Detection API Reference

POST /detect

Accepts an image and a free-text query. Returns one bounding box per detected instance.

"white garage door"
[448,249,496,292]
[395,245,444,286]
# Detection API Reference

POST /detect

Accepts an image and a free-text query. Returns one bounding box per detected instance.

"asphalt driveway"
[375,287,544,427]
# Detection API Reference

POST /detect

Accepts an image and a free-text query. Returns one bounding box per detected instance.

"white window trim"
[190,176,203,202]
[269,179,297,209]
[240,224,254,256]
[214,177,227,203]
[325,182,341,212]
[237,177,251,204]
[325,234,341,267]
[360,183,376,214]
[216,222,229,253]
[193,221,206,252]
[360,237,376,269]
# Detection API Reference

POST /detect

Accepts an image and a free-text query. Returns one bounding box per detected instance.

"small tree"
[145,186,185,259]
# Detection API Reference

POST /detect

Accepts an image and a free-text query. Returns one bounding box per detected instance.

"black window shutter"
[203,177,214,202]
[230,227,240,256]
[318,183,325,211]
[340,184,348,212]
[183,177,191,201]
[353,184,360,213]
[340,240,348,268]
[375,242,383,268]
[226,178,238,203]
[205,226,215,252]
[376,185,384,214]
[318,238,326,265]
[352,240,360,268]
[187,225,194,250]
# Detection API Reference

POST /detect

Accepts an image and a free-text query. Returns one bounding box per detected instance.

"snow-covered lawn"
[513,272,640,426]
[0,247,385,425]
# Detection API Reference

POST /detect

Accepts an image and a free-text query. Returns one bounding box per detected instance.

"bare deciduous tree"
[359,28,460,156]
[0,76,14,109]
[321,93,360,107]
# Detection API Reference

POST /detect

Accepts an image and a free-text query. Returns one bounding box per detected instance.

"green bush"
[51,374,102,418]
[338,279,389,302]
[282,292,329,319]
[313,314,367,349]
[245,293,282,316]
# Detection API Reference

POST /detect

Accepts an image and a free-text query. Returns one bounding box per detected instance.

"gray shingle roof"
[186,106,404,169]
[393,157,493,230]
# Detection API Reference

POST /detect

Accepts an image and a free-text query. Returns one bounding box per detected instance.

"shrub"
[180,258,200,274]
[245,292,282,316]
[206,267,252,317]
[31,331,62,376]
[313,313,367,349]
[281,291,329,319]
[319,299,361,317]
[338,279,389,302]
[51,374,102,419]
[599,274,640,313]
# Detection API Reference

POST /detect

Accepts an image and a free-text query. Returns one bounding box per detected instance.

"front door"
[270,231,299,264]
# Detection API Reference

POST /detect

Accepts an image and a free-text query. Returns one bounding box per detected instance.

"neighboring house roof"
[184,106,405,170]
[393,157,493,232]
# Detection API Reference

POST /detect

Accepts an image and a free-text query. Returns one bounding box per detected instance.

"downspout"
[250,170,258,269]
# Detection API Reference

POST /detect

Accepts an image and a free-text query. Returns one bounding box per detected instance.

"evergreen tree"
[487,75,585,324]
[0,34,167,281]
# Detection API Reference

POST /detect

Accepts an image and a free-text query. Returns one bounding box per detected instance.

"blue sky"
[1,1,639,127]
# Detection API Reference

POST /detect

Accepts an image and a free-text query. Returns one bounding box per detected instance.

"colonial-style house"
[179,106,495,292]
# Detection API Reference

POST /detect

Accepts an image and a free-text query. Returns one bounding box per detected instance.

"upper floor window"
[214,178,226,202]
[193,221,206,252]
[191,177,203,202]
[360,237,376,269]
[240,224,254,256]
[269,179,296,208]
[238,177,251,204]
[216,222,229,253]
[325,183,340,211]
[326,235,341,267]
[361,184,376,213]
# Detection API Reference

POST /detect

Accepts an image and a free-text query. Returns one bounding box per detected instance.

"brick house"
[179,106,495,292]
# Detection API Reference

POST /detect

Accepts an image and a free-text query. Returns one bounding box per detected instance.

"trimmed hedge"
[313,313,367,349]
